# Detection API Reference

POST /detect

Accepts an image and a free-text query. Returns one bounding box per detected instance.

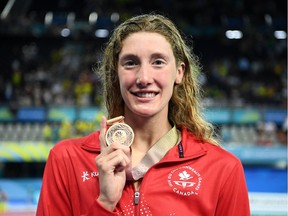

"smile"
[133,92,158,98]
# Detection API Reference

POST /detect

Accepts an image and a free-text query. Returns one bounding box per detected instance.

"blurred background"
[0,0,287,215]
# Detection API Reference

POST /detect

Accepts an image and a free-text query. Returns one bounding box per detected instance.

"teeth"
[136,92,156,98]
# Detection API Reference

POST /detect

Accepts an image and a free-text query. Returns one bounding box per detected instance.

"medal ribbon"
[126,126,180,181]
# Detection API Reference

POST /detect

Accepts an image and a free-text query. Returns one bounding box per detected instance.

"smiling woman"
[117,32,184,119]
[36,14,250,216]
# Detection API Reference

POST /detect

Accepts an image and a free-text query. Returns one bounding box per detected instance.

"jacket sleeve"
[85,199,121,216]
[36,146,121,216]
[215,160,250,216]
[36,148,73,215]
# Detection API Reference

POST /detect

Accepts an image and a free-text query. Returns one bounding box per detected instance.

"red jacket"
[36,128,250,215]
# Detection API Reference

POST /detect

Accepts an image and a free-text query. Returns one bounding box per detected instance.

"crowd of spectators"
[0,27,286,109]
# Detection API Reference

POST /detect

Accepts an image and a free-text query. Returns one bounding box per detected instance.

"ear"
[175,62,185,84]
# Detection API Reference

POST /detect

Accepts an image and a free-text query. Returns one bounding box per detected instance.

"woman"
[37,14,250,215]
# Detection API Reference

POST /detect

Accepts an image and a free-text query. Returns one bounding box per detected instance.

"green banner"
[0,142,54,162]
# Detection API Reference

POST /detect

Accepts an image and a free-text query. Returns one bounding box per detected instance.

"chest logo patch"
[168,166,202,196]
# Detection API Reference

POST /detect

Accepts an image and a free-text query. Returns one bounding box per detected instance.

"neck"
[128,116,172,150]
[129,117,172,167]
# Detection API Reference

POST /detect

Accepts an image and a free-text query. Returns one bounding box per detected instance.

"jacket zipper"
[133,183,141,216]
[134,191,140,205]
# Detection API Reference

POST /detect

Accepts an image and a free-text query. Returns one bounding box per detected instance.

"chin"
[131,108,156,117]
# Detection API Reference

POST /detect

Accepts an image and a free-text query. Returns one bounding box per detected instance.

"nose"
[136,64,152,87]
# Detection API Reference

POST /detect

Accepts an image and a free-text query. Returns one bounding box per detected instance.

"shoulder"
[182,128,241,165]
[50,131,101,157]
[205,143,241,165]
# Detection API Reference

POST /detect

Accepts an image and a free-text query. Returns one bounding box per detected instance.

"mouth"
[132,92,158,98]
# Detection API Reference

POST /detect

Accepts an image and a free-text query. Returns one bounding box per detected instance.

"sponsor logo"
[81,171,99,182]
[168,166,202,196]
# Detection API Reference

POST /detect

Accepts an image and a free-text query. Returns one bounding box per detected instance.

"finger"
[110,143,131,158]
[111,150,130,172]
[99,116,107,151]
[96,148,130,172]
[100,143,131,159]
[111,146,131,172]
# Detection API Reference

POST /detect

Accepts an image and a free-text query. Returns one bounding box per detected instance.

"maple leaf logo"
[178,171,193,180]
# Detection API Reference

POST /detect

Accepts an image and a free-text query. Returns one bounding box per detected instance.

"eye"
[153,59,166,66]
[123,60,138,68]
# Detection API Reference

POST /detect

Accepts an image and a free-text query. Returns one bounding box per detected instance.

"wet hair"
[98,13,218,145]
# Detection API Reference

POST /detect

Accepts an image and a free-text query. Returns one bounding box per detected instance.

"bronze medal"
[105,117,134,146]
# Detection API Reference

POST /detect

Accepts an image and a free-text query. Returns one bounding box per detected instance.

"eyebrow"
[119,52,169,62]
[118,54,137,62]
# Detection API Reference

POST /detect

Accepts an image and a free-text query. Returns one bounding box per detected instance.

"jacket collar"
[81,131,101,152]
[177,127,208,159]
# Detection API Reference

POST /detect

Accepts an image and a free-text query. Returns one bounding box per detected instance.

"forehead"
[120,32,173,54]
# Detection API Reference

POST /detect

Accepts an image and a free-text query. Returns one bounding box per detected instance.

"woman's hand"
[95,116,131,211]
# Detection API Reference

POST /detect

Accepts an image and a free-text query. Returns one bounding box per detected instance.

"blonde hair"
[98,13,219,145]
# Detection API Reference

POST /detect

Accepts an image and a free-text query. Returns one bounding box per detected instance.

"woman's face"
[117,32,184,119]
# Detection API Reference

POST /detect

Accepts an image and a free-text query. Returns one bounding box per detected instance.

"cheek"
[158,73,177,88]
[118,74,134,92]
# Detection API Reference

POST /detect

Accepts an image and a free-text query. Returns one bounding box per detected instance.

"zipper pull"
[134,191,140,205]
